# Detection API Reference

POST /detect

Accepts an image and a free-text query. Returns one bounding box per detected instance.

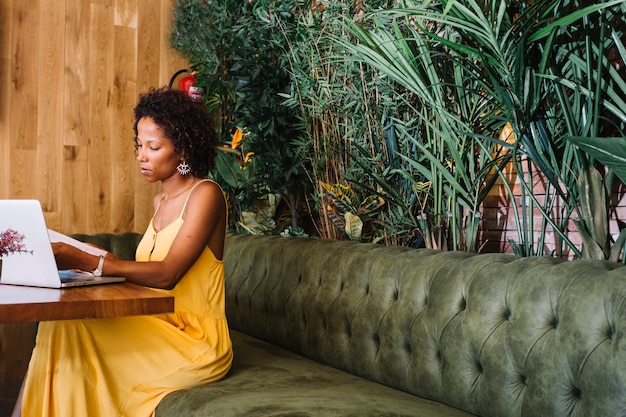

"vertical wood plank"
[159,0,188,86]
[137,0,161,92]
[0,1,11,60]
[0,0,12,198]
[63,0,90,148]
[36,0,65,214]
[10,0,40,198]
[61,144,89,234]
[111,24,137,232]
[115,0,138,28]
[134,0,163,230]
[88,3,114,231]
[62,0,91,233]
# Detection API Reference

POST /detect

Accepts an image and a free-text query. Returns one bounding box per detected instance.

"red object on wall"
[169,69,204,101]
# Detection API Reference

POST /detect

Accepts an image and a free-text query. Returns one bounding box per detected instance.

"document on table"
[47,229,108,257]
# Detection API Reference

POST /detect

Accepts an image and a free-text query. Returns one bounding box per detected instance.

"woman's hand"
[51,242,100,271]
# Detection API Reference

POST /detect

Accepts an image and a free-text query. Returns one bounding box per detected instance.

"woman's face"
[135,117,181,182]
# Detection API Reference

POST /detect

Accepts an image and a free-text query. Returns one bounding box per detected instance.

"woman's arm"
[52,181,226,289]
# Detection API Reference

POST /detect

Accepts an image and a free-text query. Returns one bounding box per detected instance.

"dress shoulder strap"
[179,179,213,218]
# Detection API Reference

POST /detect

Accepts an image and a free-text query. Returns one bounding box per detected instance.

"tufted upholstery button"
[519,374,526,386]
[550,316,559,329]
[503,309,511,321]
[459,297,466,311]
[571,385,582,399]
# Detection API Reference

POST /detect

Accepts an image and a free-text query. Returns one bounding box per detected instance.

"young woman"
[14,87,233,417]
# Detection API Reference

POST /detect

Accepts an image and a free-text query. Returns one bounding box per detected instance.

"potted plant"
[0,228,32,279]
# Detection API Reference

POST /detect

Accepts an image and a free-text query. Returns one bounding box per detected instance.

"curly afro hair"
[133,87,218,178]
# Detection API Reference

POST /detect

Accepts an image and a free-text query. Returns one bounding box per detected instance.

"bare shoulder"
[191,180,225,201]
[186,180,226,214]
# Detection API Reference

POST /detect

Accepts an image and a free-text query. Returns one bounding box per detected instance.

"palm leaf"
[567,137,626,185]
[529,0,626,42]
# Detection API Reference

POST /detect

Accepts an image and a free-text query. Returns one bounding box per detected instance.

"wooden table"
[0,282,174,323]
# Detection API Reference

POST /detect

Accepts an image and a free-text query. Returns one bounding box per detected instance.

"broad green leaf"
[344,212,363,241]
[568,136,626,185]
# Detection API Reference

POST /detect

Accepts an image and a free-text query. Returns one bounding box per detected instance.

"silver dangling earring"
[177,160,191,176]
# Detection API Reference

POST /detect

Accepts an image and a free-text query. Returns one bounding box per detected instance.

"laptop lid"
[0,199,124,288]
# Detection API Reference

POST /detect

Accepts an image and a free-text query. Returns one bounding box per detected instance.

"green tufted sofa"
[76,232,626,417]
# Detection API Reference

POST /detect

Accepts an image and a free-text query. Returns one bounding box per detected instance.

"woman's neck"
[161,177,198,201]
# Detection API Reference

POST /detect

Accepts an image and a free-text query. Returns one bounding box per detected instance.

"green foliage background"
[171,0,626,260]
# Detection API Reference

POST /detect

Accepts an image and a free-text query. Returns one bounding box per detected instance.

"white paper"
[47,229,108,257]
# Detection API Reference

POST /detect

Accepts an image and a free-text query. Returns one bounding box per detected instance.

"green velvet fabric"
[156,330,475,417]
[77,233,626,417]
[72,232,143,261]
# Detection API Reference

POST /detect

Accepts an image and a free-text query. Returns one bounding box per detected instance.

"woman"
[14,87,233,417]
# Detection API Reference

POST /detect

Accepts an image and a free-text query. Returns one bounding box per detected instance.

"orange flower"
[231,128,244,149]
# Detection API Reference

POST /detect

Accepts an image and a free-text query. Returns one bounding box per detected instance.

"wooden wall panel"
[0,0,188,235]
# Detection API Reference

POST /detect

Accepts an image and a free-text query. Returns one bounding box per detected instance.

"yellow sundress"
[22,180,233,417]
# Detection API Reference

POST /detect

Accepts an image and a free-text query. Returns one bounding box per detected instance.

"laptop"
[0,199,125,288]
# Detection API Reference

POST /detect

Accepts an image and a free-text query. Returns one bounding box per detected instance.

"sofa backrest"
[224,234,626,417]
[72,232,143,261]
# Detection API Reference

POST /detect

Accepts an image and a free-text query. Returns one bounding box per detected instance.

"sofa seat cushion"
[156,330,476,417]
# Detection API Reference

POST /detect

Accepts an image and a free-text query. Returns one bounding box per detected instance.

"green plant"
[278,0,481,247]
[280,226,312,238]
[341,0,626,258]
[319,181,385,242]
[170,0,626,259]
[336,4,508,251]
[171,0,312,231]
